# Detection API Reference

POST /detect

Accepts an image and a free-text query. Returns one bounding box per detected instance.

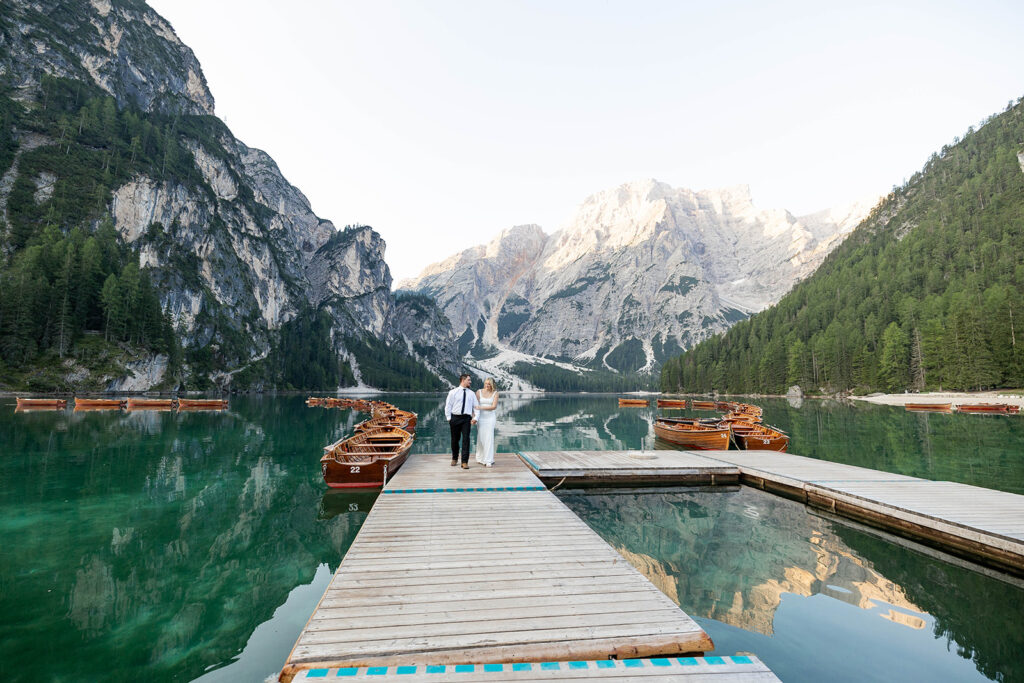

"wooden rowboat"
[905,403,953,413]
[320,426,413,488]
[16,397,68,409]
[956,403,1012,414]
[618,398,650,407]
[656,399,687,408]
[715,401,738,412]
[732,423,790,452]
[690,401,716,410]
[177,398,228,410]
[74,398,125,410]
[654,418,730,449]
[126,398,175,410]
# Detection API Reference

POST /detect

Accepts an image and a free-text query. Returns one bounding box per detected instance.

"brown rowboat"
[956,403,1015,414]
[74,398,126,410]
[656,399,687,408]
[690,400,716,410]
[126,398,175,410]
[905,403,953,412]
[618,398,650,407]
[654,418,730,449]
[320,426,413,488]
[16,398,67,409]
[177,398,228,410]
[731,423,790,452]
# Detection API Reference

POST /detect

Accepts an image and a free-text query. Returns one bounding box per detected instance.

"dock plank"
[692,449,1024,574]
[281,453,714,681]
[519,450,739,486]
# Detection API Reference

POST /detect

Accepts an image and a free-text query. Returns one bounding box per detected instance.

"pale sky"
[148,0,1024,284]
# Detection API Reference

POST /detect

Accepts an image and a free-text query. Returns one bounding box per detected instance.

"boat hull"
[320,426,413,489]
[905,403,952,412]
[656,399,687,408]
[618,399,649,407]
[690,401,716,410]
[16,398,67,409]
[654,421,730,449]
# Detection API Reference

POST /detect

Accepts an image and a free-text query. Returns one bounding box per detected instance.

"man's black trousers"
[449,414,472,463]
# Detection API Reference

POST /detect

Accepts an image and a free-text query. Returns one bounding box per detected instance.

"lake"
[0,395,1021,682]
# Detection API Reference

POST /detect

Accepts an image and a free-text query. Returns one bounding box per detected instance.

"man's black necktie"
[460,388,466,414]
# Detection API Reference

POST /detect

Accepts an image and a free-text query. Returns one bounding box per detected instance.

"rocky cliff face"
[0,0,457,390]
[400,180,873,375]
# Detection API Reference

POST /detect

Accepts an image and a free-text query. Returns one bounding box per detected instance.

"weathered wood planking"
[290,654,780,681]
[280,453,714,682]
[518,450,740,486]
[693,450,1024,575]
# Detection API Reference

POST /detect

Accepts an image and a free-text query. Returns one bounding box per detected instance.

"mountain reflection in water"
[559,487,1024,683]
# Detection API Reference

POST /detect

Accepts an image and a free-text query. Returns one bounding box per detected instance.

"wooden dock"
[703,450,1024,576]
[520,448,1024,576]
[280,453,717,682]
[288,654,779,680]
[519,450,739,487]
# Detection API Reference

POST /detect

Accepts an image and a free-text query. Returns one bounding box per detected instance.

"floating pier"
[520,449,1024,576]
[518,450,739,487]
[281,453,725,682]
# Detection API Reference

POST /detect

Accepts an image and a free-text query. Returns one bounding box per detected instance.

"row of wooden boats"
[15,397,228,412]
[905,402,1021,414]
[621,397,748,411]
[653,400,789,452]
[313,398,418,489]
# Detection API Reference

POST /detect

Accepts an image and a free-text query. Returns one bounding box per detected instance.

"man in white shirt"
[444,373,478,468]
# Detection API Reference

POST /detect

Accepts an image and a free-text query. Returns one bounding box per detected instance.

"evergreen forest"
[661,96,1024,395]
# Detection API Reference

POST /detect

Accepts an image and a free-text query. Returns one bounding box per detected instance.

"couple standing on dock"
[445,373,500,469]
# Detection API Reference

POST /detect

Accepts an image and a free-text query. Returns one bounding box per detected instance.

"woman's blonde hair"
[483,378,496,391]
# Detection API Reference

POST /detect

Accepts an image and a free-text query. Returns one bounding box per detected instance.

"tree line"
[662,96,1024,395]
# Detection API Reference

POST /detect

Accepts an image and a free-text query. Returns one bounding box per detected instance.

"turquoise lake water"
[0,395,1021,682]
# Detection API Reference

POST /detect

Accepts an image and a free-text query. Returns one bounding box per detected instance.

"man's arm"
[443,389,454,421]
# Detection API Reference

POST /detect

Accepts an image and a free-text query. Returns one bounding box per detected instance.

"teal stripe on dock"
[290,655,777,680]
[383,486,545,494]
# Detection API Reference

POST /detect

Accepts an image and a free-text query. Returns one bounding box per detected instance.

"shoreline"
[851,390,1024,408]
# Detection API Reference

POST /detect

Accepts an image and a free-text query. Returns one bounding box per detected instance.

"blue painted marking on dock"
[540,662,560,670]
[305,670,328,678]
[511,663,531,671]
[624,659,643,667]
[678,657,698,665]
[732,655,753,664]
[385,486,545,494]
[706,656,725,665]
[596,660,616,668]
[366,666,388,675]
[396,666,417,674]
[336,668,358,677]
[569,661,589,669]
[651,658,671,666]
[454,664,474,673]
[425,665,445,673]
[483,664,503,672]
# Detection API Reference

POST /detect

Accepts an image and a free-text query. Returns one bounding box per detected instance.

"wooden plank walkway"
[290,654,779,680]
[280,453,716,682]
[518,449,1024,576]
[518,450,739,487]
[696,451,1024,565]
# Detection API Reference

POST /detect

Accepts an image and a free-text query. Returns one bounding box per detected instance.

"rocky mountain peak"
[1,0,215,115]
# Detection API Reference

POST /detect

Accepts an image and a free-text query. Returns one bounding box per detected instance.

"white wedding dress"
[475,393,497,466]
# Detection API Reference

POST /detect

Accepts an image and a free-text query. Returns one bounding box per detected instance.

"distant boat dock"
[280,453,782,681]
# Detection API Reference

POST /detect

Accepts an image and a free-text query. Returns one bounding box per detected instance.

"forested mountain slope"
[0,0,457,392]
[662,97,1024,395]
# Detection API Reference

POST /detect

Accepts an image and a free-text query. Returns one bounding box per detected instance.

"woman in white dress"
[474,378,499,467]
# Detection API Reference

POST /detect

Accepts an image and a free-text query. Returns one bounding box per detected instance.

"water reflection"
[0,397,373,682]
[3,394,1024,683]
[560,487,1024,682]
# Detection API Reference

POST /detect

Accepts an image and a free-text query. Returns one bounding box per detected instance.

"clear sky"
[148,0,1024,283]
